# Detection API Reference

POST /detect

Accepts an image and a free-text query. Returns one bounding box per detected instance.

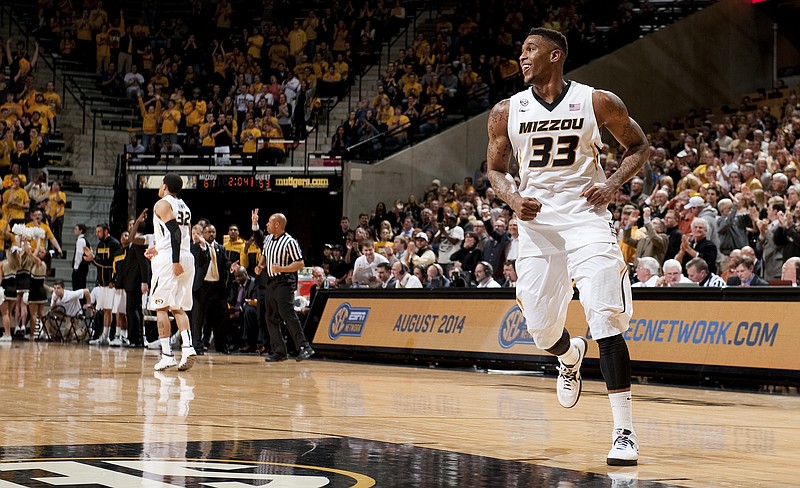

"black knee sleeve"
[545,330,571,356]
[597,334,631,391]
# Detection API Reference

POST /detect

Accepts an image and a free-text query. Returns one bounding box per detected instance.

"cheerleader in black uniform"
[0,258,16,342]
[27,247,49,338]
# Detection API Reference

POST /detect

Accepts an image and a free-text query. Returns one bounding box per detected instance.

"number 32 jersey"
[507,80,616,256]
[153,194,192,255]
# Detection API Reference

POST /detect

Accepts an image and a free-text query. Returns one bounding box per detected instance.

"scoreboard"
[137,174,340,192]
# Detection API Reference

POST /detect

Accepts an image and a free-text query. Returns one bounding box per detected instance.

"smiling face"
[519,35,560,84]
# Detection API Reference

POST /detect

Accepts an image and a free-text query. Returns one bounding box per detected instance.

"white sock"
[180,329,192,347]
[558,342,580,366]
[609,391,634,433]
[102,326,110,339]
[121,329,128,338]
[160,338,173,356]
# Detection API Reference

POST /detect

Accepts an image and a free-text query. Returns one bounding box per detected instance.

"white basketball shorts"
[95,286,116,311]
[112,289,127,315]
[515,242,632,349]
[147,251,195,311]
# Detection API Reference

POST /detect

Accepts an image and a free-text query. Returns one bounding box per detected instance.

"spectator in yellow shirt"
[95,24,111,73]
[402,73,422,99]
[0,93,23,118]
[200,113,216,152]
[386,106,410,150]
[43,82,62,114]
[46,180,67,247]
[2,175,29,224]
[240,119,262,158]
[334,54,349,81]
[184,89,206,128]
[259,119,285,165]
[247,27,264,60]
[27,208,63,256]
[160,100,181,144]
[137,94,161,149]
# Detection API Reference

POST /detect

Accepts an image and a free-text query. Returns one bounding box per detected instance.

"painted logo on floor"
[0,459,374,487]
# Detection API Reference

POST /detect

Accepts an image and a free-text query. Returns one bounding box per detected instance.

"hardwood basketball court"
[0,341,796,487]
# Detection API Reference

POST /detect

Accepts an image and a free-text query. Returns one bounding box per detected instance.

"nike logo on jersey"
[518,118,584,134]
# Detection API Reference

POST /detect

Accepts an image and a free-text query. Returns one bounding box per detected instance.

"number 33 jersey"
[507,80,616,256]
[153,194,192,254]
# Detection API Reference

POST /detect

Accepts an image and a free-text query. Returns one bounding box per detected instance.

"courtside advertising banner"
[313,297,798,371]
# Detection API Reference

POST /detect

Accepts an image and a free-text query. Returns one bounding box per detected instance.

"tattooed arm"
[581,89,651,207]
[486,100,542,221]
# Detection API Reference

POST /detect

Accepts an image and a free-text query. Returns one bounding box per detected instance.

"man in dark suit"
[116,217,151,346]
[730,255,769,287]
[376,262,396,288]
[228,267,260,352]
[191,224,233,353]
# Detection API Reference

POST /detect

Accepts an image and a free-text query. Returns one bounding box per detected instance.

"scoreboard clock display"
[137,174,340,192]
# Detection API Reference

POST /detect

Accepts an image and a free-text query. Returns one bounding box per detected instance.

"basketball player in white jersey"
[147,173,197,371]
[487,28,649,466]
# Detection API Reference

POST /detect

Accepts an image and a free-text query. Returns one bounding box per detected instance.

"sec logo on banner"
[498,305,535,348]
[328,302,371,340]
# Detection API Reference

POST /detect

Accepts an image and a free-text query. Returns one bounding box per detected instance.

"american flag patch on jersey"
[569,103,581,111]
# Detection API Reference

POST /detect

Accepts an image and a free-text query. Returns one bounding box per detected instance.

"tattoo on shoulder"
[489,100,510,125]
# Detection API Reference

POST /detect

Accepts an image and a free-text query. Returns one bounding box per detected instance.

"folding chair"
[39,309,65,342]
[64,307,94,342]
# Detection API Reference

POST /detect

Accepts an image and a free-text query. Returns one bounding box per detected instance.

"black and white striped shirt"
[262,232,303,277]
[701,273,727,288]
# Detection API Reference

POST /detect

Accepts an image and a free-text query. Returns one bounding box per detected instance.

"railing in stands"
[2,2,85,114]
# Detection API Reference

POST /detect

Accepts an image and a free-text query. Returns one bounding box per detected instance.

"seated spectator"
[391,261,422,288]
[404,231,436,270]
[385,106,410,150]
[161,138,183,155]
[450,231,482,279]
[632,257,660,287]
[731,255,769,286]
[685,257,726,287]
[426,263,450,289]
[418,95,443,136]
[474,261,500,288]
[376,262,395,289]
[781,256,800,285]
[501,260,517,288]
[228,267,259,353]
[655,259,693,287]
[467,75,491,113]
[352,240,388,288]
[125,135,145,154]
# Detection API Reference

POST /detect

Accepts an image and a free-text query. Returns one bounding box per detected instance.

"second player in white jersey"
[507,81,615,256]
[152,195,192,254]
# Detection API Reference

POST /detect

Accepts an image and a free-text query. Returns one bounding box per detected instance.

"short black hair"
[163,173,183,194]
[527,27,568,59]
[54,279,65,287]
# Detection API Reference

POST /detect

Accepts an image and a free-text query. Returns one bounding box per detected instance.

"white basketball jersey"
[507,81,616,256]
[152,195,192,254]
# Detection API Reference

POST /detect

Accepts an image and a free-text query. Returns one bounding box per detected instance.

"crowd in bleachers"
[0,31,74,343]
[331,0,665,159]
[318,88,800,289]
[23,0,677,163]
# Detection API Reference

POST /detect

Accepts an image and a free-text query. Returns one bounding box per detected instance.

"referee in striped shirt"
[254,213,315,362]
